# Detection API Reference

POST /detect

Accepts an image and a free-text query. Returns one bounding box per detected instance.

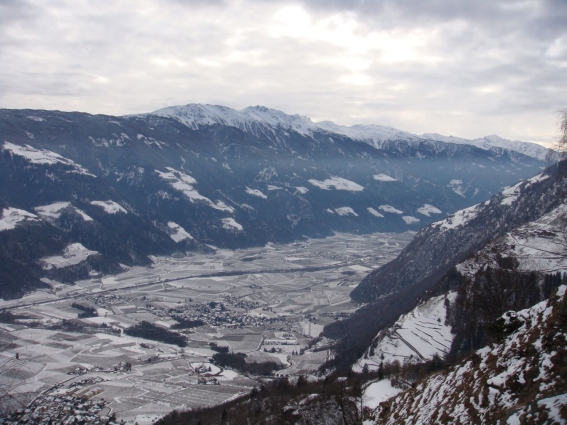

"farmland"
[0,231,412,423]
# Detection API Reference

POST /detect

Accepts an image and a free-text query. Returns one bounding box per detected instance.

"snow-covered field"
[0,232,413,424]
[355,293,457,370]
[40,243,99,269]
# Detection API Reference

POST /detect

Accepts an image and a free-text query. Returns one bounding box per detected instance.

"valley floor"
[0,231,413,424]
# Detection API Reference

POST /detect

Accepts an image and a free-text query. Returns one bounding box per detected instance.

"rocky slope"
[374,286,567,424]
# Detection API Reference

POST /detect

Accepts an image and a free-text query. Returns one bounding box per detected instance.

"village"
[0,232,412,424]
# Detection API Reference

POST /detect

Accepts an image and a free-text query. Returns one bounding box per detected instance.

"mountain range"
[0,104,550,300]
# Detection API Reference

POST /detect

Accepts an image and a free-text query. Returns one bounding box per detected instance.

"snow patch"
[222,218,243,231]
[448,179,466,197]
[417,204,442,217]
[308,176,364,192]
[434,204,480,232]
[335,207,358,216]
[373,173,397,182]
[2,142,95,177]
[0,207,40,231]
[245,187,267,199]
[35,202,93,222]
[90,200,127,214]
[295,186,309,194]
[379,205,403,214]
[402,216,420,224]
[167,222,193,242]
[363,380,403,409]
[367,208,384,218]
[41,243,98,269]
[500,181,523,206]
[156,167,234,212]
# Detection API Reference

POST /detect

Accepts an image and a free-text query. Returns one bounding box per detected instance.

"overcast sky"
[1,0,566,144]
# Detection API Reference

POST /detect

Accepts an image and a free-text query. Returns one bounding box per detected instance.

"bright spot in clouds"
[0,0,565,145]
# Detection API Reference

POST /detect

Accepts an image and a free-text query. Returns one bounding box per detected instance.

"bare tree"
[554,109,567,158]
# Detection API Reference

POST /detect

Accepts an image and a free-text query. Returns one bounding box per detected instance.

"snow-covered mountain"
[350,161,567,304]
[150,104,316,139]
[0,106,547,299]
[150,104,553,161]
[349,167,567,372]
[422,132,552,161]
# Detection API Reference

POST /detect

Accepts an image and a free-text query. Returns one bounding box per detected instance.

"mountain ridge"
[147,103,552,161]
[0,106,548,299]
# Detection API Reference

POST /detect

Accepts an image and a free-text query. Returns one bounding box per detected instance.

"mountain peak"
[146,103,552,161]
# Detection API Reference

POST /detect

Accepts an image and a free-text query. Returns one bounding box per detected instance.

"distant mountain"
[421,133,551,161]
[151,103,553,161]
[0,105,547,298]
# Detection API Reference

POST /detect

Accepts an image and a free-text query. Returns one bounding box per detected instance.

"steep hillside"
[351,160,567,304]
[374,286,567,424]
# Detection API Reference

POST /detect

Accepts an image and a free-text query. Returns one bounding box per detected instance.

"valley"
[0,231,413,424]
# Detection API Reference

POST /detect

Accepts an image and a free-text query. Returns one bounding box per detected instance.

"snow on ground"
[167,221,193,242]
[156,167,234,212]
[0,207,40,231]
[90,200,127,214]
[363,380,403,409]
[373,174,397,182]
[379,205,403,214]
[308,176,364,191]
[2,142,95,176]
[222,217,243,231]
[35,202,93,221]
[295,186,309,194]
[433,203,481,232]
[379,288,567,424]
[367,208,384,218]
[526,173,550,185]
[402,216,420,224]
[416,204,442,217]
[356,293,457,370]
[447,179,466,197]
[537,393,567,423]
[457,202,567,276]
[500,181,523,206]
[41,243,99,269]
[335,207,358,216]
[245,187,268,199]
[267,185,282,191]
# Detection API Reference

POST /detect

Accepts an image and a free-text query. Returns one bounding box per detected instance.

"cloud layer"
[1,0,566,143]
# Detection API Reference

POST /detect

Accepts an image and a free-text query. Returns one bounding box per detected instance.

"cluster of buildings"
[4,379,115,425]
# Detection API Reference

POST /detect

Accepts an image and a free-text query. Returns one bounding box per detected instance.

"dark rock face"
[0,108,545,298]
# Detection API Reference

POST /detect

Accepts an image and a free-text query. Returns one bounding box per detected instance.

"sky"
[1,0,566,145]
